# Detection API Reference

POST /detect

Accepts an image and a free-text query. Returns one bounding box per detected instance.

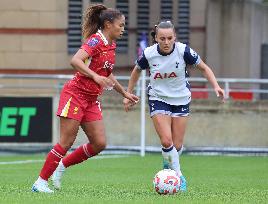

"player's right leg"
[150,112,178,171]
[32,117,80,193]
[32,178,54,193]
[31,143,67,193]
[149,100,174,170]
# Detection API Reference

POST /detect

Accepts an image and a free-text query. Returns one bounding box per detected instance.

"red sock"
[39,143,67,181]
[62,143,97,168]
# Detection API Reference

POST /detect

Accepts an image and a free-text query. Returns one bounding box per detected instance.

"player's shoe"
[162,156,170,169]
[52,161,65,190]
[179,175,187,192]
[32,179,54,193]
[163,159,170,169]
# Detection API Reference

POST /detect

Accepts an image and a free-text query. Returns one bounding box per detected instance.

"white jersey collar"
[97,30,108,46]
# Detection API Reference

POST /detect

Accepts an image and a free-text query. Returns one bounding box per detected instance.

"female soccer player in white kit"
[123,21,225,191]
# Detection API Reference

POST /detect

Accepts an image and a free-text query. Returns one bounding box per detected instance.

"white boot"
[52,160,65,190]
[32,177,54,193]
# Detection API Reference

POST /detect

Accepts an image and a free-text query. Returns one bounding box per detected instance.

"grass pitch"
[0,154,267,204]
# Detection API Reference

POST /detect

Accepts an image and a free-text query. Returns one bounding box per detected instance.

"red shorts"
[57,85,102,123]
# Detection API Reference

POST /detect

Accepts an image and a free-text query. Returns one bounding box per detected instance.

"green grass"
[0,154,267,204]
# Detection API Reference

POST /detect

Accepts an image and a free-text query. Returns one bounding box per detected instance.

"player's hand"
[123,94,139,112]
[93,75,115,90]
[123,98,136,112]
[215,87,225,103]
[124,92,139,104]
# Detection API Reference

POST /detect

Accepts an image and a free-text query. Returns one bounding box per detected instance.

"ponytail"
[82,4,107,40]
[150,24,158,44]
[82,4,124,40]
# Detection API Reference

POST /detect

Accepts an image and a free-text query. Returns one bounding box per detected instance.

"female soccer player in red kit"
[32,4,139,193]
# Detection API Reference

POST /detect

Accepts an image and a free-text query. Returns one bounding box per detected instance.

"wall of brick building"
[0,0,69,70]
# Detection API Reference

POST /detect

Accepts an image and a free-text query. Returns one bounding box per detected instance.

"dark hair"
[82,4,123,40]
[151,21,175,44]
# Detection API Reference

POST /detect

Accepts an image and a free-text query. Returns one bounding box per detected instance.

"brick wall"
[0,0,69,70]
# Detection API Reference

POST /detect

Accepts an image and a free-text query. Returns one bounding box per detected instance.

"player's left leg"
[52,119,106,189]
[171,115,188,191]
[171,116,188,155]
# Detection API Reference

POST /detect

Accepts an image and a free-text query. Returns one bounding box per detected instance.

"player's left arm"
[108,73,139,103]
[196,60,225,102]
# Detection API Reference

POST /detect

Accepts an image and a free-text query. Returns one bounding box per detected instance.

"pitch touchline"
[0,155,127,165]
[0,160,44,165]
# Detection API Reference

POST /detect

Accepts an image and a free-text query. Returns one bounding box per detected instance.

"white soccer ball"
[153,169,181,195]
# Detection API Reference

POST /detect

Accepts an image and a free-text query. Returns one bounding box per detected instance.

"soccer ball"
[153,169,181,195]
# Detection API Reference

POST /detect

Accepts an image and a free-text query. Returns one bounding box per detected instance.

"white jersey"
[136,42,200,105]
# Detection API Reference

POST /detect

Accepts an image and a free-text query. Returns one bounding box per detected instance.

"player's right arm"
[70,49,114,89]
[127,65,142,94]
[124,50,149,112]
[123,65,142,112]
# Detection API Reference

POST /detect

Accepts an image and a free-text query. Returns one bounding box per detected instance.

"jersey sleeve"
[183,45,201,66]
[80,36,100,56]
[135,52,149,70]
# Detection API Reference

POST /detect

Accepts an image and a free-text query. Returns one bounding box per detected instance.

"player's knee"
[93,140,106,153]
[98,143,106,152]
[174,144,183,151]
[59,134,76,150]
[161,138,173,148]
[59,141,73,151]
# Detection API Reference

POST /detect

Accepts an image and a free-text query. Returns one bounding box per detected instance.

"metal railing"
[1,74,268,99]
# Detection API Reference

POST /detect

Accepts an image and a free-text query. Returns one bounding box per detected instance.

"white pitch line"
[0,155,127,165]
[0,159,44,165]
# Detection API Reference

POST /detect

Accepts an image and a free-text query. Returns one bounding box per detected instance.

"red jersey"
[67,30,116,101]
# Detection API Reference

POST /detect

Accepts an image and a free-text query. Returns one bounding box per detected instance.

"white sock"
[162,145,173,169]
[177,145,184,156]
[176,145,184,176]
[36,176,47,184]
[59,160,65,169]
[162,145,182,176]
